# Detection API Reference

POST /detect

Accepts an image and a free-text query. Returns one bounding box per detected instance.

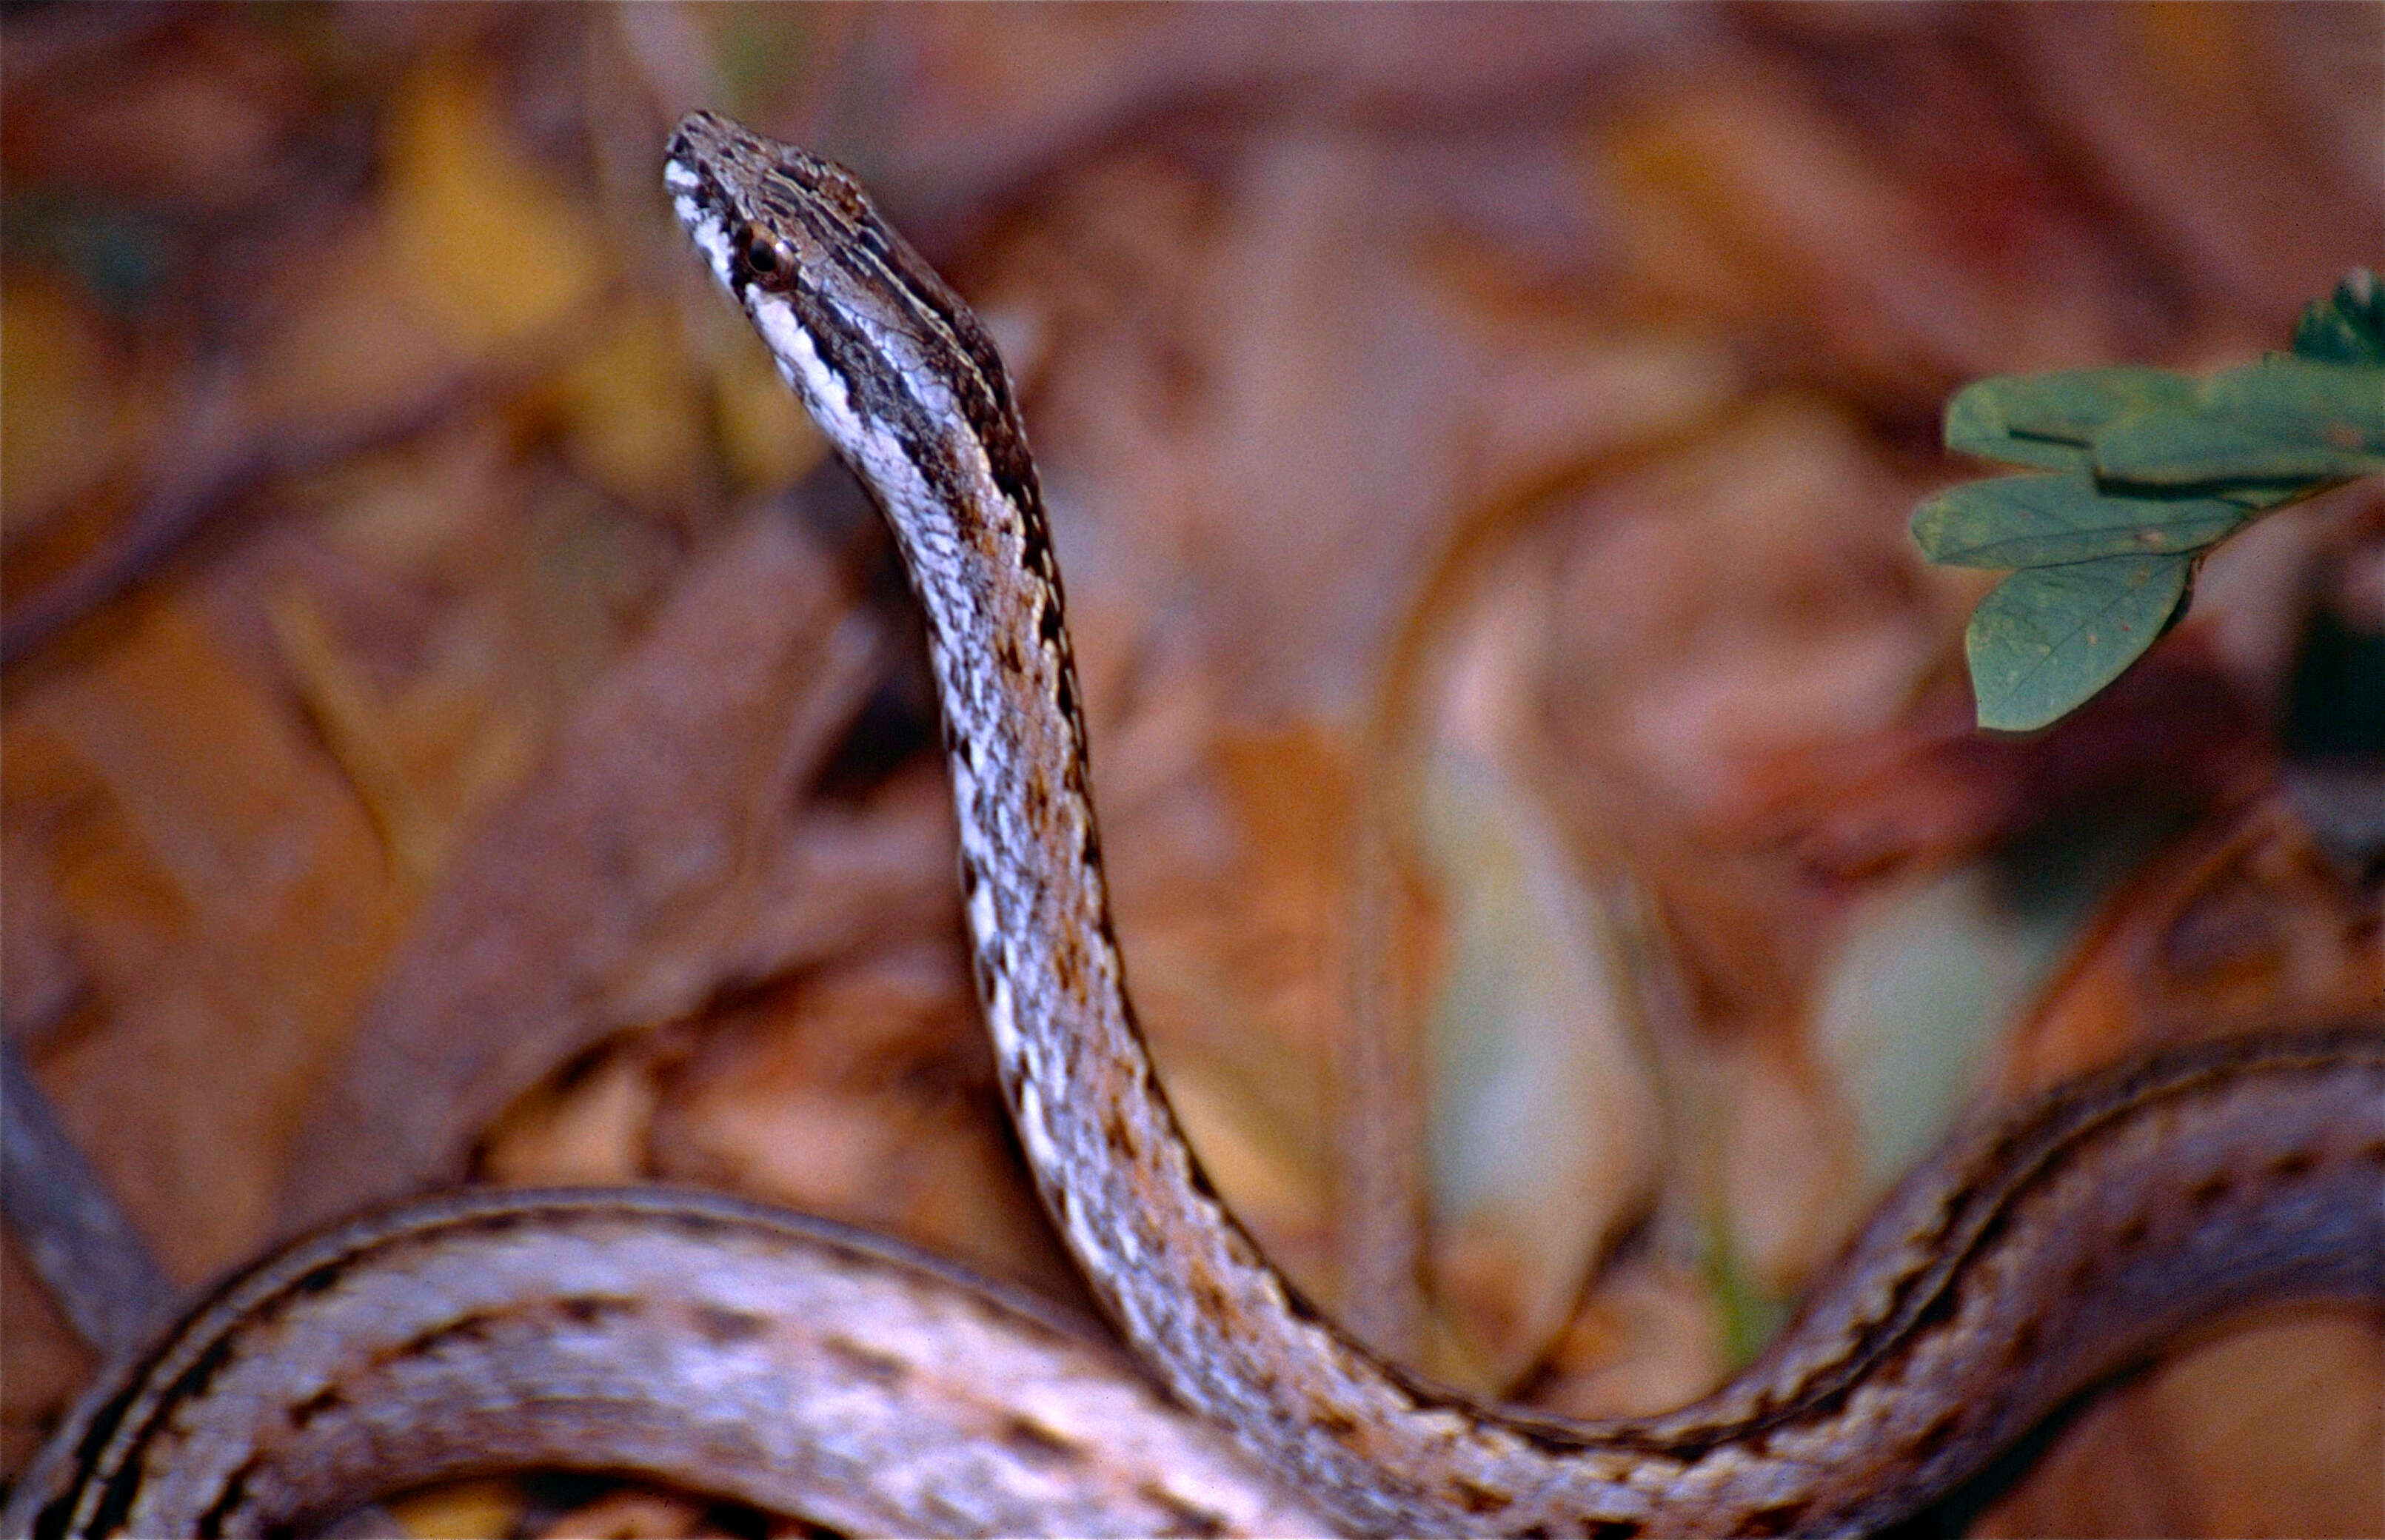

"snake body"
[6,111,2380,1540]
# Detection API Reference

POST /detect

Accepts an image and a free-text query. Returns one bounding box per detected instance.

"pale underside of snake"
[7,110,2381,1540]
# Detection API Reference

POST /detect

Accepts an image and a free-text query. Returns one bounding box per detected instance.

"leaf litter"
[2,7,2378,1532]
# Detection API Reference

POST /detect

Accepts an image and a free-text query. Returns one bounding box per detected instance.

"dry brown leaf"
[1976,1312,2385,1540]
[0,276,132,543]
[1528,1253,1727,1423]
[0,1242,94,1479]
[279,509,881,1229]
[381,1476,525,1540]
[8,594,405,1274]
[541,302,715,517]
[384,56,606,356]
[2009,798,2385,1089]
[524,1486,729,1540]
[646,945,1076,1300]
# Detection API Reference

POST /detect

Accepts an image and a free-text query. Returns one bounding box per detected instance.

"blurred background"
[4,5,2380,1536]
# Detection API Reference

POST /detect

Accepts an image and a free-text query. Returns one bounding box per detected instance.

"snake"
[5,110,2380,1540]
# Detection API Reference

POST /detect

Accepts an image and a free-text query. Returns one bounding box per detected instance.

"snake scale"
[5,111,2380,1540]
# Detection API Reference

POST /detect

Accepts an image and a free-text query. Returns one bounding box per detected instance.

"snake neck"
[820,404,2385,1539]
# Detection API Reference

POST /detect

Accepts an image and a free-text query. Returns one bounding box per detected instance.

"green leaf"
[1965,554,2192,732]
[1942,369,2195,471]
[1925,274,2382,734]
[2292,270,2384,366]
[2207,358,2385,442]
[2084,361,2382,485]
[1944,381,2089,471]
[1996,367,2199,442]
[1911,473,2245,568]
[2093,404,2385,487]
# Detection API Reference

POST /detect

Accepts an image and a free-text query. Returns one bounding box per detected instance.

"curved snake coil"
[7,111,2380,1540]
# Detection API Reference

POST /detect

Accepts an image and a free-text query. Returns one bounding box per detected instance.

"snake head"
[663,110,1039,527]
[665,110,877,304]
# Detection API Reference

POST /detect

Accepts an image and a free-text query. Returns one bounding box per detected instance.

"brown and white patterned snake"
[6,111,2381,1540]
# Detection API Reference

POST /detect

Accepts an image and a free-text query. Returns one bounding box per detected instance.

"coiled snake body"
[7,111,2381,1540]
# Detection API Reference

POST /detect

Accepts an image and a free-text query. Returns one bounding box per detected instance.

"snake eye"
[735,222,797,286]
